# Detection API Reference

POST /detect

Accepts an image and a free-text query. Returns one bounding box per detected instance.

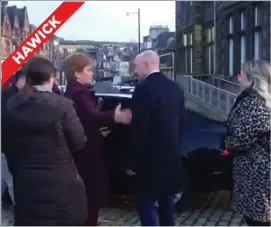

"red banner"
[1,1,85,85]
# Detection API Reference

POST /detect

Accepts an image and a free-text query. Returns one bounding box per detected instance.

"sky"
[11,1,175,42]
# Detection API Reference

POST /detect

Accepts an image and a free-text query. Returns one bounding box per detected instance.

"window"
[240,36,246,65]
[207,28,211,43]
[183,34,187,47]
[229,38,234,75]
[229,16,233,34]
[211,27,215,42]
[189,33,193,45]
[205,27,214,74]
[190,48,193,74]
[14,27,20,37]
[253,6,261,60]
[185,50,188,74]
[254,6,259,26]
[182,32,193,74]
[254,31,260,60]
[4,22,10,36]
[208,46,212,74]
[241,12,245,31]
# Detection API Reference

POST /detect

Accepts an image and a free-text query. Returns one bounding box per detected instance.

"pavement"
[2,191,248,226]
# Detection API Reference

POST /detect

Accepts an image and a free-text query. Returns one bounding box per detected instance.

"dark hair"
[23,57,56,85]
[3,69,25,90]
[13,69,25,80]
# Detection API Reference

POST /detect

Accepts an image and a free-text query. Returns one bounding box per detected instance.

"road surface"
[2,192,248,226]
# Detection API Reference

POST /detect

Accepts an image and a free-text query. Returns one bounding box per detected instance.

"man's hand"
[99,127,111,137]
[114,103,132,124]
[125,169,136,176]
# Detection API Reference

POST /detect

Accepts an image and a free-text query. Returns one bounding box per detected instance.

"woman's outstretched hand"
[114,104,132,124]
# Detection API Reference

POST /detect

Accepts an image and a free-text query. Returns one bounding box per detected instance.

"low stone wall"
[185,94,228,122]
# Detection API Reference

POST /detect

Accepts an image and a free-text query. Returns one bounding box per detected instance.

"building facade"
[1,1,60,68]
[175,1,270,79]
[143,25,171,50]
[1,2,30,59]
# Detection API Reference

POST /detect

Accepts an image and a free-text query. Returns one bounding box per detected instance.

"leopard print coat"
[224,88,271,222]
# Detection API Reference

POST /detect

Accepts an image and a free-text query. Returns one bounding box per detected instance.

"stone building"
[1,1,30,59]
[1,1,59,66]
[175,1,270,79]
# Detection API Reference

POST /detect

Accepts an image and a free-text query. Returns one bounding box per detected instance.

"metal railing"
[182,74,241,95]
[161,68,174,81]
[213,76,240,94]
[178,76,238,115]
[159,52,174,81]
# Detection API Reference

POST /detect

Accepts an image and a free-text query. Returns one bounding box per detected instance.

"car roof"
[95,92,132,98]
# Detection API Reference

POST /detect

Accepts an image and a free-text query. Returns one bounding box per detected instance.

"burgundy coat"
[65,81,114,207]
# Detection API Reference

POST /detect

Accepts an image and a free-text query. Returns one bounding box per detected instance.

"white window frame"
[241,12,245,31]
[254,6,258,26]
[183,34,187,47]
[189,33,193,46]
[190,48,193,74]
[240,35,246,65]
[254,31,260,60]
[207,28,211,43]
[185,49,188,74]
[229,38,234,75]
[208,46,212,74]
[211,27,215,42]
[229,16,233,34]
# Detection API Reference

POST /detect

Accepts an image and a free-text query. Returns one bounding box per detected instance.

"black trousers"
[137,196,175,226]
[245,216,270,226]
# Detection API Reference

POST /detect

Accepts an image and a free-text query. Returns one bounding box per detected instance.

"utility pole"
[127,8,141,53]
[138,8,141,53]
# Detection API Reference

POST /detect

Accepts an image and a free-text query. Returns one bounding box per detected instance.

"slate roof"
[153,31,175,49]
[6,6,16,28]
[5,5,27,30]
[1,1,8,26]
[1,9,3,27]
[166,38,176,51]
[16,7,27,30]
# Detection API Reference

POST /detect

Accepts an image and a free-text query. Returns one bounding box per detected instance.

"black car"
[94,88,232,207]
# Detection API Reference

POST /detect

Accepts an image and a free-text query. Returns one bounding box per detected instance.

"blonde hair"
[63,52,93,81]
[241,60,271,109]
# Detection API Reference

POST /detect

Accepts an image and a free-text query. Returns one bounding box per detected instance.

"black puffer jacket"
[2,85,19,156]
[4,88,88,226]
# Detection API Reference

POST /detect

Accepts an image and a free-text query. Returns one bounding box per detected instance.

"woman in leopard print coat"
[223,60,271,226]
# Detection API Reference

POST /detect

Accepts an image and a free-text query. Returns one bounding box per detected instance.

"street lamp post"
[53,40,59,68]
[127,8,141,53]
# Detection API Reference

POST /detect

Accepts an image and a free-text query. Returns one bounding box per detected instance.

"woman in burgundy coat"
[63,53,131,226]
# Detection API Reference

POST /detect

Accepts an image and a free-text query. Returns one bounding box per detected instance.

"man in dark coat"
[126,50,184,226]
[4,57,88,226]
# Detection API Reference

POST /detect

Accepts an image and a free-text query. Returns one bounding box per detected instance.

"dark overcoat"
[4,88,88,226]
[127,72,185,199]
